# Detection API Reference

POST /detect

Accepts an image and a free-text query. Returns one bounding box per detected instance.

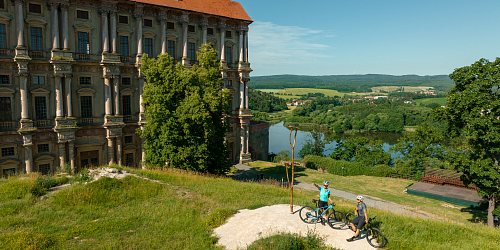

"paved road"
[232,164,429,219]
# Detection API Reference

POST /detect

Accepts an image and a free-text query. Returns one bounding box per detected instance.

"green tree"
[390,122,445,177]
[298,131,328,159]
[433,58,500,227]
[138,44,231,174]
[330,137,391,166]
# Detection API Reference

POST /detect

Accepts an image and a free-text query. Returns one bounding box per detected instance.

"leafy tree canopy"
[138,44,231,174]
[330,137,392,167]
[433,58,500,227]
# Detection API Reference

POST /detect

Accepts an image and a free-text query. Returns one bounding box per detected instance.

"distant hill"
[249,74,454,92]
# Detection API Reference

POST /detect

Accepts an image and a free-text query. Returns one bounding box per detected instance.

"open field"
[416,97,447,106]
[370,86,433,93]
[1,166,499,249]
[256,88,371,99]
[248,161,487,225]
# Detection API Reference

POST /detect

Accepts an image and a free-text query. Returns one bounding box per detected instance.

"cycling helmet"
[323,181,330,186]
[356,195,364,201]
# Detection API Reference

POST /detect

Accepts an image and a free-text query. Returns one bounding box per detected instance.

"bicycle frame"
[311,199,334,219]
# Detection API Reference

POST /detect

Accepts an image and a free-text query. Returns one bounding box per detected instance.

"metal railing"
[78,117,104,125]
[34,119,54,128]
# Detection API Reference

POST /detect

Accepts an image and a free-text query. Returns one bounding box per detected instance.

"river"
[269,121,404,159]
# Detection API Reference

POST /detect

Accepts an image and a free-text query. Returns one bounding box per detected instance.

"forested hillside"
[250,74,454,92]
[248,88,288,112]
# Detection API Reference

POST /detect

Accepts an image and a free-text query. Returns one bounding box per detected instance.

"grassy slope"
[247,161,487,225]
[1,167,498,250]
[415,97,447,106]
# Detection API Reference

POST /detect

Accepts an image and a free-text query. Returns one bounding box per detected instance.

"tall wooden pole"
[289,126,298,213]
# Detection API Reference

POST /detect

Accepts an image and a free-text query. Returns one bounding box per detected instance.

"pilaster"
[50,2,60,50]
[159,11,167,54]
[181,12,189,66]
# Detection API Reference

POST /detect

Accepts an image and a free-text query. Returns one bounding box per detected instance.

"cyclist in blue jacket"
[313,181,333,225]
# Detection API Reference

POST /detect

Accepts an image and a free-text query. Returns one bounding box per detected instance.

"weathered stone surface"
[88,167,131,181]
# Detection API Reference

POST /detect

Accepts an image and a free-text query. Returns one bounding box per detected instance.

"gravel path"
[214,204,375,250]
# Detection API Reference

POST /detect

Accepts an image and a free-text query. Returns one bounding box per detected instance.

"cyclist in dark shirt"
[313,181,333,225]
[347,195,368,242]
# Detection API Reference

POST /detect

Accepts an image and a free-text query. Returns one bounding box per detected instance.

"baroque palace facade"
[0,0,252,177]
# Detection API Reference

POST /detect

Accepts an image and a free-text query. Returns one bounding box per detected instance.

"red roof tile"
[131,0,252,22]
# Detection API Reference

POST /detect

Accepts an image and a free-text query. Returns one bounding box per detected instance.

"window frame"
[78,76,92,86]
[28,3,42,14]
[0,146,16,158]
[0,74,9,85]
[119,35,129,56]
[0,23,7,49]
[32,75,46,85]
[121,77,131,86]
[188,42,196,61]
[118,15,129,25]
[30,87,50,121]
[73,23,94,56]
[144,37,153,57]
[143,18,153,28]
[167,22,175,30]
[121,95,132,116]
[29,26,43,52]
[77,31,90,54]
[77,88,96,118]
[0,96,12,122]
[80,95,93,118]
[76,10,89,20]
[36,143,50,153]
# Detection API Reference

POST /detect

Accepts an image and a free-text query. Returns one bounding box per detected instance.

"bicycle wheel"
[299,205,318,224]
[345,212,355,230]
[327,210,346,229]
[366,227,385,248]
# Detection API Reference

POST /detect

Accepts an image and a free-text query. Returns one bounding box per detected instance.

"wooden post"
[288,126,298,213]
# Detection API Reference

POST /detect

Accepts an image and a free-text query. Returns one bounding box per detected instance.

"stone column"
[50,2,60,50]
[245,81,249,109]
[15,0,25,47]
[65,76,72,117]
[110,11,117,53]
[245,30,249,62]
[245,125,249,154]
[239,81,244,109]
[114,77,120,115]
[59,142,66,168]
[55,76,63,117]
[159,12,167,54]
[220,21,226,61]
[201,17,208,45]
[181,13,189,66]
[68,141,75,173]
[135,13,143,55]
[240,126,244,154]
[104,77,112,115]
[107,137,114,165]
[101,10,109,53]
[239,29,244,62]
[20,75,29,119]
[61,4,69,50]
[139,72,145,116]
[24,143,33,173]
[116,137,122,166]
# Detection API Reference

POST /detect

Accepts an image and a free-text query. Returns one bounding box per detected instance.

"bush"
[247,230,333,250]
[30,175,70,197]
[303,155,393,177]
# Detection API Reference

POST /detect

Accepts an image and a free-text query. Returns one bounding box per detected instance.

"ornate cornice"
[179,12,189,24]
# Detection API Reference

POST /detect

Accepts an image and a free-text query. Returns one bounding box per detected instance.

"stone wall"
[248,121,269,161]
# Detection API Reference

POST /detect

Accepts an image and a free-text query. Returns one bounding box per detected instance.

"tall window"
[226,30,232,38]
[144,38,153,56]
[225,46,232,63]
[33,76,45,85]
[167,40,175,59]
[0,75,9,84]
[188,42,196,61]
[34,96,47,120]
[0,97,11,121]
[119,36,128,56]
[79,77,91,85]
[0,24,6,49]
[77,32,90,54]
[125,153,134,166]
[80,96,92,118]
[39,164,50,175]
[122,95,131,116]
[30,27,43,51]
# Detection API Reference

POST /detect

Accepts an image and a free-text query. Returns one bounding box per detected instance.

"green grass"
[0,166,499,249]
[257,88,367,98]
[247,161,487,225]
[415,97,447,106]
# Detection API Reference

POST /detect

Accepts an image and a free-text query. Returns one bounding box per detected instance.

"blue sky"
[236,0,500,76]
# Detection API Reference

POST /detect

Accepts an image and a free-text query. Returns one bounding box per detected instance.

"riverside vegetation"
[1,166,499,249]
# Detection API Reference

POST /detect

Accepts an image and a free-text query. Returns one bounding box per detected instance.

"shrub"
[247,230,333,250]
[303,155,393,177]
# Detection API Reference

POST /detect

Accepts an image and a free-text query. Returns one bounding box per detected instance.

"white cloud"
[248,21,334,75]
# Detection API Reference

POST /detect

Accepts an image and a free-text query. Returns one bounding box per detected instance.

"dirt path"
[214,204,376,250]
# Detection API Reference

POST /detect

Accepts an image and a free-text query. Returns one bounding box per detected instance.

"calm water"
[269,121,404,159]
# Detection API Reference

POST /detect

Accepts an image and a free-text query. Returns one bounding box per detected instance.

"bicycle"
[345,213,385,248]
[299,199,346,229]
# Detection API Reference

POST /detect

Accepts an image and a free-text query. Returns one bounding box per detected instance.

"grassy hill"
[250,74,454,93]
[1,166,499,249]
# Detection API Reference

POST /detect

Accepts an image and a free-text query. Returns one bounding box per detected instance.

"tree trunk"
[488,195,496,227]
